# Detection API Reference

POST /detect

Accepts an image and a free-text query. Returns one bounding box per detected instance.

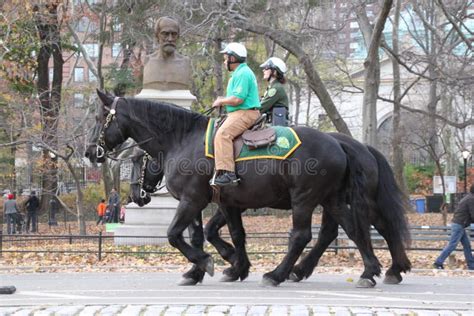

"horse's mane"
[124,97,209,138]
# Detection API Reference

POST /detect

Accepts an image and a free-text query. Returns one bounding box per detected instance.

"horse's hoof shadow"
[356,278,376,288]
[383,274,402,284]
[198,256,214,277]
[288,272,303,282]
[177,277,199,286]
[260,276,280,287]
[220,274,239,282]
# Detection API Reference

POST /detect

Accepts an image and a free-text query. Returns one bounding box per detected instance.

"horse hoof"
[288,272,302,282]
[202,256,214,277]
[220,274,239,282]
[356,278,376,288]
[261,276,280,287]
[383,274,402,284]
[177,277,199,286]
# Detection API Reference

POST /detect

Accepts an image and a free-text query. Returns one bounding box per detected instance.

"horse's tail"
[339,143,373,252]
[367,146,411,248]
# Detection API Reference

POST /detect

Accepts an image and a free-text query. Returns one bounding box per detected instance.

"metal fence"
[1,225,472,262]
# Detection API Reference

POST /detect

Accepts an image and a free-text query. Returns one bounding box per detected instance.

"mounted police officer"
[259,57,289,126]
[211,42,261,187]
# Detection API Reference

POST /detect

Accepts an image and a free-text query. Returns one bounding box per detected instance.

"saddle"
[214,113,276,158]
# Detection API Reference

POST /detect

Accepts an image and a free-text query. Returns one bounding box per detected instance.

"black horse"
[85,91,395,286]
[129,132,412,286]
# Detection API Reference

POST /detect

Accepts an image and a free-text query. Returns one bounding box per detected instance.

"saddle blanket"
[204,118,301,161]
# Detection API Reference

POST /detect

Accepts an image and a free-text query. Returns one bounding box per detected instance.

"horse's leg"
[167,199,214,285]
[217,206,251,282]
[289,209,339,282]
[181,213,206,285]
[372,217,411,284]
[204,209,243,281]
[262,202,314,286]
[334,203,382,288]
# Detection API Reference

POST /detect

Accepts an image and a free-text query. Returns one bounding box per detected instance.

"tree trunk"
[357,0,393,146]
[306,87,312,126]
[66,161,86,235]
[35,3,63,211]
[290,80,302,125]
[213,36,224,98]
[390,0,407,191]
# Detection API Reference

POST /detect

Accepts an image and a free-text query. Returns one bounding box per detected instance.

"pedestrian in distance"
[25,190,40,233]
[3,193,18,234]
[434,184,474,270]
[108,188,120,223]
[96,198,107,225]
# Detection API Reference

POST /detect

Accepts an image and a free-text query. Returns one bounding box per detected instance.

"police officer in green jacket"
[259,57,289,126]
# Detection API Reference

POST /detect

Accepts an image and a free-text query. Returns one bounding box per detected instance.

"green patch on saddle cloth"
[205,118,302,161]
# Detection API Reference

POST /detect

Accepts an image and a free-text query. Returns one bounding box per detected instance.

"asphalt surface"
[0,271,473,311]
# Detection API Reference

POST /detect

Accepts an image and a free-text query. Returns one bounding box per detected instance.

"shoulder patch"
[268,88,277,97]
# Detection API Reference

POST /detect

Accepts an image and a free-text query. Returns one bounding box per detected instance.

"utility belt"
[270,106,288,126]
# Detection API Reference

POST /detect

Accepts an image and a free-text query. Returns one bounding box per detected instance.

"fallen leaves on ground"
[1,213,473,277]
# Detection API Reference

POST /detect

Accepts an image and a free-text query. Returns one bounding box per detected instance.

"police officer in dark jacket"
[25,191,40,233]
[434,184,474,270]
[259,57,289,126]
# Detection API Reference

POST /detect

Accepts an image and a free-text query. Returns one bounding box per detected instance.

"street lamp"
[461,149,471,193]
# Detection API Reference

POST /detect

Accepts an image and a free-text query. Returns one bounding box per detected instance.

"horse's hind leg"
[372,218,411,284]
[290,209,339,282]
[181,213,206,285]
[218,206,251,282]
[335,203,382,287]
[263,202,314,286]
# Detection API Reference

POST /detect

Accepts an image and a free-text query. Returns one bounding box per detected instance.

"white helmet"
[260,57,287,74]
[220,42,247,58]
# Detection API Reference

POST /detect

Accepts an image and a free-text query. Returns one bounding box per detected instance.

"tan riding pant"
[214,109,260,172]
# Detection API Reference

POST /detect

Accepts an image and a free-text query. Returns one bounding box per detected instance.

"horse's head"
[129,149,164,206]
[85,90,128,163]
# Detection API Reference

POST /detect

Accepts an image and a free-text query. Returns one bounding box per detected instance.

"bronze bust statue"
[142,16,191,91]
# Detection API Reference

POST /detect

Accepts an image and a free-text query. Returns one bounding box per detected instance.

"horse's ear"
[97,89,113,106]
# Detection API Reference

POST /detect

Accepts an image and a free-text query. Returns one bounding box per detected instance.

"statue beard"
[162,44,176,55]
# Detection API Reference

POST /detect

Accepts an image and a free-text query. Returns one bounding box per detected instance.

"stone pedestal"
[135,89,196,109]
[114,88,195,245]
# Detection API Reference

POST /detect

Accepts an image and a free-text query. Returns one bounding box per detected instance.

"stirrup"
[209,171,218,186]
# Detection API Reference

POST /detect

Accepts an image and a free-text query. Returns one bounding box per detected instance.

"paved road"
[0,272,473,315]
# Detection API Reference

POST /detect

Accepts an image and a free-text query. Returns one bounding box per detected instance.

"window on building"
[112,17,122,32]
[84,43,99,58]
[88,69,97,82]
[74,93,84,107]
[75,17,98,32]
[74,67,84,82]
[350,42,359,49]
[112,43,121,58]
[350,21,358,28]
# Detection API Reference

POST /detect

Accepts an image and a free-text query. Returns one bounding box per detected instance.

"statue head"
[155,17,180,57]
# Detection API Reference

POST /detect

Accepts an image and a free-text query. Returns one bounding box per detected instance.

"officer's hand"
[212,97,223,108]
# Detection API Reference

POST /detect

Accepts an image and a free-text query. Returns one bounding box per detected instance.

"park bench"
[309,224,474,253]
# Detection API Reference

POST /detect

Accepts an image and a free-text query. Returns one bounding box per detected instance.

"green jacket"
[260,80,288,114]
[225,63,261,113]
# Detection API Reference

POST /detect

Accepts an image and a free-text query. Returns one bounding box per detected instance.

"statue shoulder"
[144,51,160,64]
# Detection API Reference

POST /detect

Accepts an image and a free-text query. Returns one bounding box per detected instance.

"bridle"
[130,151,165,199]
[92,96,123,159]
[91,96,153,159]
